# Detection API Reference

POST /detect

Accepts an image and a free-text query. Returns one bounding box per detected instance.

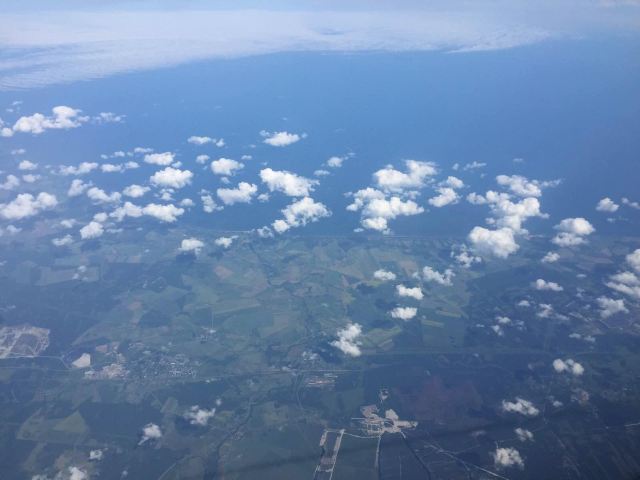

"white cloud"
[533,278,563,291]
[373,269,396,281]
[185,405,216,426]
[331,323,363,357]
[217,182,258,205]
[493,447,524,469]
[390,306,417,321]
[58,162,98,176]
[541,251,559,263]
[501,397,539,417]
[0,192,57,220]
[1,106,87,137]
[52,234,73,246]
[552,358,584,376]
[606,271,640,300]
[271,197,330,233]
[626,248,640,272]
[552,217,595,247]
[442,175,464,189]
[188,135,222,145]
[468,226,518,258]
[18,160,37,170]
[261,130,304,147]
[421,266,454,286]
[68,466,88,480]
[260,168,317,197]
[144,152,175,166]
[496,174,559,197]
[314,169,330,177]
[469,191,546,233]
[139,423,162,445]
[596,197,619,212]
[373,160,437,192]
[597,296,628,318]
[22,174,39,183]
[347,188,424,233]
[80,221,104,240]
[451,245,481,268]
[87,186,121,204]
[142,203,185,222]
[201,194,219,213]
[214,236,237,248]
[100,163,123,173]
[211,157,244,176]
[68,179,91,197]
[0,174,20,190]
[622,197,640,210]
[89,449,104,461]
[123,184,150,198]
[110,202,143,222]
[428,187,459,207]
[327,156,345,168]
[179,237,204,254]
[150,167,193,188]
[396,284,423,300]
[196,154,210,164]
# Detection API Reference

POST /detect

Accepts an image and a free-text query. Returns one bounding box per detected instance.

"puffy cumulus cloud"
[451,245,481,269]
[373,160,437,192]
[86,187,121,204]
[533,278,563,292]
[514,427,534,442]
[261,130,304,147]
[331,323,363,357]
[347,188,424,233]
[396,284,423,300]
[123,184,150,198]
[493,447,524,469]
[421,266,454,286]
[188,135,224,146]
[58,161,98,176]
[442,175,464,189]
[80,221,104,240]
[67,466,88,480]
[201,194,219,213]
[150,167,193,189]
[139,423,162,445]
[0,192,57,220]
[89,449,104,461]
[471,191,546,233]
[68,179,91,197]
[390,306,417,321]
[185,405,216,426]
[179,237,204,254]
[18,160,37,171]
[373,269,396,281]
[1,105,88,137]
[0,174,20,190]
[597,296,628,318]
[22,174,40,183]
[142,203,185,222]
[626,249,640,272]
[606,271,640,300]
[596,197,619,213]
[93,111,124,124]
[217,182,257,205]
[552,358,584,376]
[196,154,210,164]
[109,202,143,222]
[501,398,539,417]
[260,168,317,197]
[552,217,595,247]
[52,234,73,247]
[144,152,175,166]
[541,251,560,263]
[327,155,346,168]
[468,227,518,259]
[496,174,559,197]
[211,157,244,176]
[271,197,330,234]
[214,236,237,248]
[428,187,459,207]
